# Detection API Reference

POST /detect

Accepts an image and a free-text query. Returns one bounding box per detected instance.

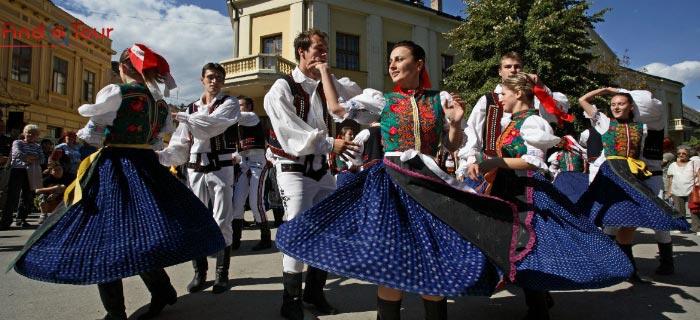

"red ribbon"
[533,85,573,126]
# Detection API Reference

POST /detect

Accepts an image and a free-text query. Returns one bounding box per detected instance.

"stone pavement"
[1,212,699,320]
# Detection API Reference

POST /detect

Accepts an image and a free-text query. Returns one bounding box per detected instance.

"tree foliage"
[445,0,614,130]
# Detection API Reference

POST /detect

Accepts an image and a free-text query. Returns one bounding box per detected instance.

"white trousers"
[276,163,336,273]
[188,166,235,246]
[232,152,267,221]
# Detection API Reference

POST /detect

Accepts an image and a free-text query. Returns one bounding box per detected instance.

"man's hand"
[528,73,544,87]
[333,139,360,161]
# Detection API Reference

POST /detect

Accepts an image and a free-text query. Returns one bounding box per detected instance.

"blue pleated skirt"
[10,147,225,285]
[552,172,589,203]
[510,172,632,290]
[578,161,689,231]
[277,161,501,297]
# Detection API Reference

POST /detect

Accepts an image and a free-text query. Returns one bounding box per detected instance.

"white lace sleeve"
[520,116,561,171]
[335,89,385,124]
[76,84,123,146]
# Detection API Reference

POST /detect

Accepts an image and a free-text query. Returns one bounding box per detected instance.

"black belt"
[278,154,329,181]
[187,160,234,173]
[650,170,662,176]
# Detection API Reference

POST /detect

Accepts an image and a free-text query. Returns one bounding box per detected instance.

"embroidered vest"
[238,121,266,151]
[557,150,585,172]
[268,74,331,160]
[104,82,169,145]
[497,109,539,158]
[601,121,644,159]
[380,90,444,157]
[187,95,239,154]
[483,92,504,156]
[361,126,384,164]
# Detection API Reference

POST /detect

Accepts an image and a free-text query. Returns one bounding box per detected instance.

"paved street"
[1,211,700,320]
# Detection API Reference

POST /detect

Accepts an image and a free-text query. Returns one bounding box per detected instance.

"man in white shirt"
[264,29,360,320]
[463,52,568,182]
[159,62,240,295]
[231,96,271,251]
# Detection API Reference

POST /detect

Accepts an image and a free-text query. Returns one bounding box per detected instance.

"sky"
[52,0,700,108]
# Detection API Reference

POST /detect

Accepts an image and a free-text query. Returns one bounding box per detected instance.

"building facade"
[222,0,461,129]
[0,0,115,140]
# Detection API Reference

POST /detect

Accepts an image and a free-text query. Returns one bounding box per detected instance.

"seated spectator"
[35,161,75,224]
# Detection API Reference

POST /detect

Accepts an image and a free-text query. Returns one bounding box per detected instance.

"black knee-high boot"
[619,243,651,284]
[377,297,402,320]
[213,246,232,294]
[252,222,272,251]
[138,269,177,320]
[186,257,208,292]
[303,266,338,315]
[423,298,447,320]
[523,289,550,320]
[655,242,675,275]
[97,281,127,320]
[231,219,243,250]
[273,207,285,227]
[281,272,304,320]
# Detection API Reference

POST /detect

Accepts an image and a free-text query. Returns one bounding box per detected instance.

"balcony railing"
[669,118,688,131]
[221,54,296,77]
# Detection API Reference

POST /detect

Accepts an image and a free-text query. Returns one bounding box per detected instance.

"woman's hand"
[445,92,465,124]
[467,163,480,181]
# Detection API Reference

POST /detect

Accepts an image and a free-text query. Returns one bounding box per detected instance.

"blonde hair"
[23,124,40,135]
[502,72,535,103]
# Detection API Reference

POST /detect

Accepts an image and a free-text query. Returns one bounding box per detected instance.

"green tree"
[445,0,613,129]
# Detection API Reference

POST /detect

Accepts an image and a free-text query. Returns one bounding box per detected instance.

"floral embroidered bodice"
[380,89,444,156]
[104,82,169,145]
[601,121,644,158]
[556,150,585,172]
[498,109,538,158]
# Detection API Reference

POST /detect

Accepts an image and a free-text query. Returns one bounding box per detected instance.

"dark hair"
[391,41,426,63]
[294,29,327,61]
[119,49,165,84]
[201,62,226,78]
[238,95,254,112]
[500,51,523,66]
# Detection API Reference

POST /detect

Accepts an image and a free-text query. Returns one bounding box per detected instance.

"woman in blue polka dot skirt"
[8,44,225,320]
[469,73,633,319]
[578,87,689,283]
[277,41,521,319]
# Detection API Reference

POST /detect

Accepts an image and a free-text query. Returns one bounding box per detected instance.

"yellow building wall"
[329,8,367,71]
[0,0,113,138]
[251,9,291,60]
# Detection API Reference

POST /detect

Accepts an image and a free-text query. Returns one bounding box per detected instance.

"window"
[83,70,96,102]
[52,57,68,95]
[441,55,454,81]
[262,34,282,69]
[11,40,31,83]
[47,126,62,140]
[336,33,359,71]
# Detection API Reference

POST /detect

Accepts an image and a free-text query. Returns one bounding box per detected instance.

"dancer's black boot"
[186,257,208,293]
[281,272,304,320]
[302,266,338,315]
[212,246,232,294]
[376,297,401,320]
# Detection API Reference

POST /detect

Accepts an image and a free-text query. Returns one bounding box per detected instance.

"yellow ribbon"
[63,144,153,205]
[606,156,652,177]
